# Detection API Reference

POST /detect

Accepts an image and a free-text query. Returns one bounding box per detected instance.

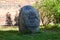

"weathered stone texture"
[18,5,40,33]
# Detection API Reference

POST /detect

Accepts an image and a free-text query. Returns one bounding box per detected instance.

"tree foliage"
[33,0,60,25]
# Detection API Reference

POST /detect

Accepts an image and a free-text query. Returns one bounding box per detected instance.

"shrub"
[6,13,13,26]
[34,0,60,25]
[45,24,60,30]
[45,24,55,30]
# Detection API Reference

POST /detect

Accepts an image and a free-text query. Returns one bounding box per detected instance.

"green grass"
[0,26,60,40]
[0,30,60,40]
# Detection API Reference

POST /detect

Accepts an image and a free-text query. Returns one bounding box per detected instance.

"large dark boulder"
[18,5,40,33]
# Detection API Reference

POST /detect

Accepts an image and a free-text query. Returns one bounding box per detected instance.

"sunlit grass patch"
[0,26,19,31]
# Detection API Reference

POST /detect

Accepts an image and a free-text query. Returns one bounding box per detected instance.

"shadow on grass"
[0,30,41,35]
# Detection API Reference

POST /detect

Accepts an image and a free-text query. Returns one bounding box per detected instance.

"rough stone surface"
[18,5,40,33]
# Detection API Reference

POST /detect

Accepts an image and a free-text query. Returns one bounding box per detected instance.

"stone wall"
[0,0,37,25]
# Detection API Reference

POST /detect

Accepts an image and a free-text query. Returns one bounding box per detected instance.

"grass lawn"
[0,26,60,40]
